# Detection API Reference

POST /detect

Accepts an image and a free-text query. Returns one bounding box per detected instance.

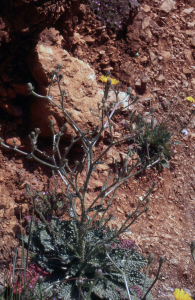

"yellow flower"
[174,289,193,300]
[186,96,195,103]
[100,75,119,85]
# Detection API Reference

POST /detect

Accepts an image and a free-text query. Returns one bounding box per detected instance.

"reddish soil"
[0,0,195,299]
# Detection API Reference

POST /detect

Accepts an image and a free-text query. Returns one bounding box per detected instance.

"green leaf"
[57,201,63,208]
[160,160,170,168]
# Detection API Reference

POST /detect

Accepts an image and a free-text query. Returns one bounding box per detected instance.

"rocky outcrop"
[27,29,103,139]
[0,0,82,118]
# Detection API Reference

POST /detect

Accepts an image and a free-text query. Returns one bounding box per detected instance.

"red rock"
[191,78,195,88]
[160,0,175,13]
[140,56,149,64]
[184,49,193,63]
[0,101,23,116]
[149,50,157,64]
[84,36,95,44]
[183,68,191,76]
[11,83,29,96]
[101,32,110,42]
[160,51,171,61]
[7,88,17,99]
[187,22,194,29]
[156,74,165,82]
[5,137,21,148]
[135,78,142,88]
[185,30,195,36]
[181,7,194,15]
[161,99,170,111]
[97,164,109,172]
[0,86,7,97]
[72,32,86,46]
[141,5,151,13]
[191,35,195,47]
[27,30,103,140]
[142,17,151,30]
[130,41,141,56]
[87,177,103,191]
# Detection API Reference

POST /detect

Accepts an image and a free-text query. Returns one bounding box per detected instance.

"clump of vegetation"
[131,113,173,170]
[26,187,68,219]
[88,0,140,32]
[20,214,151,299]
[0,64,172,299]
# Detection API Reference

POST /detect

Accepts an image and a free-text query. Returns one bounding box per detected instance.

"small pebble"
[181,129,188,136]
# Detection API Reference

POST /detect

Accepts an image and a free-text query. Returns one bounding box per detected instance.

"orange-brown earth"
[0,0,195,299]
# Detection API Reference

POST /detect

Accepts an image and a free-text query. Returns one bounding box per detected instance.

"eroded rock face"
[27,29,102,139]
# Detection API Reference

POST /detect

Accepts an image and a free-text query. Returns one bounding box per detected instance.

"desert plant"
[26,187,68,220]
[0,64,168,299]
[88,0,140,33]
[19,213,151,299]
[131,113,173,170]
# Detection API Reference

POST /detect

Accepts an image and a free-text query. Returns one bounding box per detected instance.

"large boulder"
[27,31,103,139]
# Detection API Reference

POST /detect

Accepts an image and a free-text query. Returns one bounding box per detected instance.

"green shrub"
[132,113,173,170]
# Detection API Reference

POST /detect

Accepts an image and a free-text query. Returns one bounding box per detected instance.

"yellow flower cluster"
[186,96,195,103]
[100,75,119,85]
[174,289,193,300]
